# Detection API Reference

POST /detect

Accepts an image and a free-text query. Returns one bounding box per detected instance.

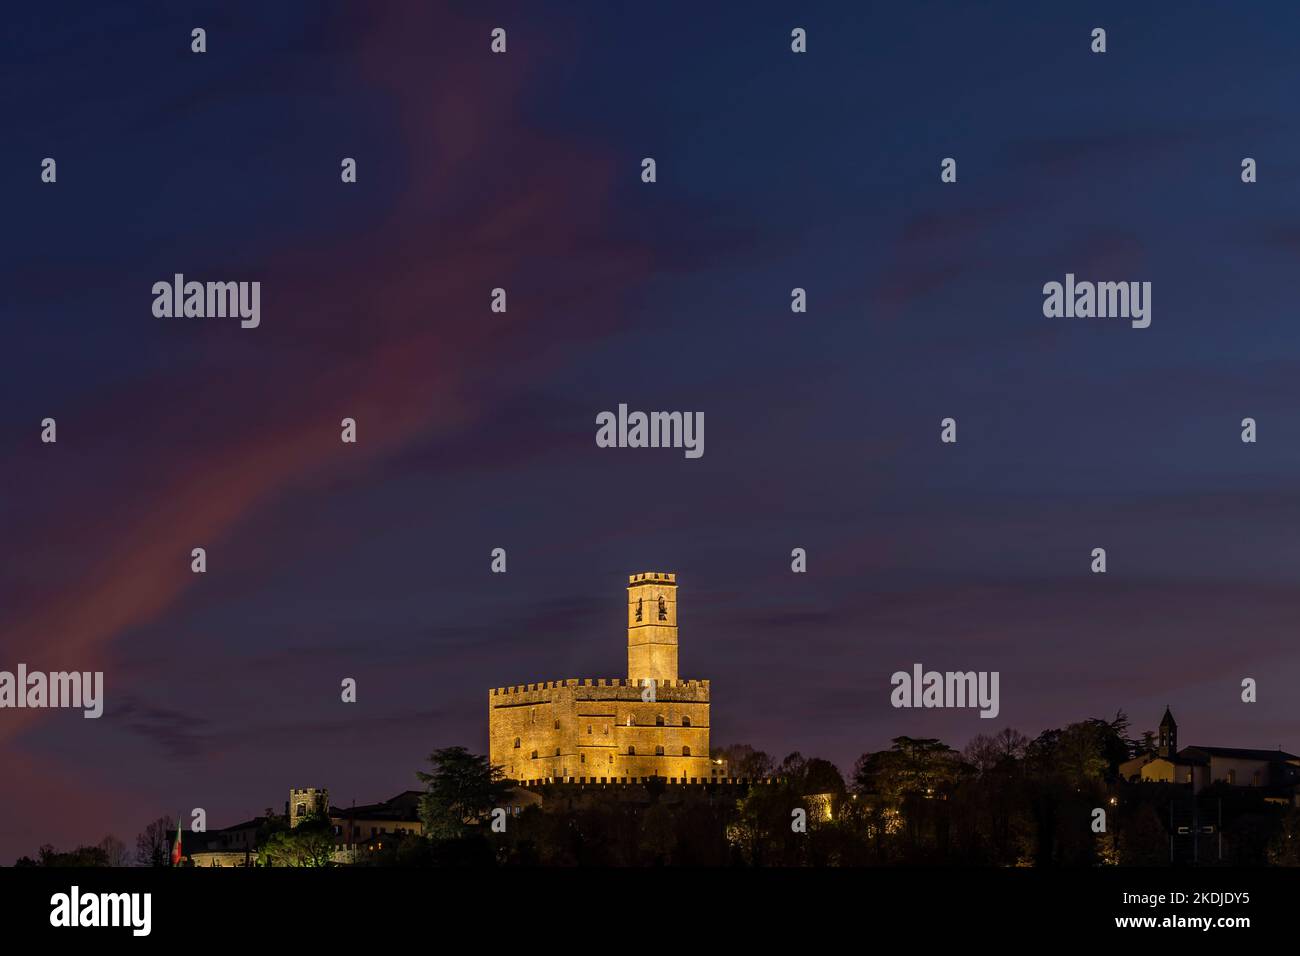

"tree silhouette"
[135,815,175,867]
[416,746,512,840]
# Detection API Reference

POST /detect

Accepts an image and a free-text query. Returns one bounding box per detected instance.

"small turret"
[288,787,329,828]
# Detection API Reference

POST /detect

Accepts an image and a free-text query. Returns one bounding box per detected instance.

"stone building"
[184,816,269,867]
[288,787,330,828]
[488,572,715,783]
[1119,707,1300,804]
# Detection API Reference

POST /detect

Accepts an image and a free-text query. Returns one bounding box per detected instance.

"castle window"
[656,715,665,726]
[626,716,633,727]
[682,716,691,727]
[683,747,691,757]
[555,748,561,756]
[655,746,665,756]
[554,719,560,729]
[580,754,586,763]
[296,803,306,817]
[588,725,592,734]
[513,737,521,748]
[658,595,667,620]
[531,750,538,759]
[628,746,636,756]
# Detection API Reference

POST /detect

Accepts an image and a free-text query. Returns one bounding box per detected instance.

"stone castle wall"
[488,573,712,784]
[489,679,711,782]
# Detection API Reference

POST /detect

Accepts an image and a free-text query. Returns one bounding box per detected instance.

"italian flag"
[170,818,183,866]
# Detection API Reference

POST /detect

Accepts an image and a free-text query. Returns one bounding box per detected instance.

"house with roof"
[185,815,273,867]
[327,790,424,849]
[1118,707,1300,805]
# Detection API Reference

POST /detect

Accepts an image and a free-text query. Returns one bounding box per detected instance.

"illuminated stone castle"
[489,572,712,783]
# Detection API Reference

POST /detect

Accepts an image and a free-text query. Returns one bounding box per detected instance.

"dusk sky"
[4,1,1300,862]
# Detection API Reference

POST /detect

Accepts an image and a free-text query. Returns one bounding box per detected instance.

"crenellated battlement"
[513,776,780,787]
[488,676,712,697]
[627,571,676,586]
[488,572,712,784]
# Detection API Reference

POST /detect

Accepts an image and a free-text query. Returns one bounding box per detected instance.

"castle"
[489,572,716,783]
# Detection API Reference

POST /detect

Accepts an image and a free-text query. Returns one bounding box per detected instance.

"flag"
[170,817,183,866]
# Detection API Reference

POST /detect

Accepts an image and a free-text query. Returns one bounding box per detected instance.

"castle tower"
[488,571,709,784]
[1158,706,1177,758]
[288,787,329,828]
[627,572,678,682]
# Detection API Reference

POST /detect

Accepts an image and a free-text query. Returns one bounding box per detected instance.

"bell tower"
[1158,706,1177,758]
[627,572,678,682]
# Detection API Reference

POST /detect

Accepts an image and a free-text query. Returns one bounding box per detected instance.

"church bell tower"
[627,572,678,682]
[1158,706,1177,758]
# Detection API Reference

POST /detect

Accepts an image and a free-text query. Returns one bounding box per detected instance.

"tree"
[259,815,335,867]
[16,843,111,866]
[135,815,175,867]
[777,751,808,781]
[728,781,806,866]
[1117,804,1168,865]
[1027,719,1124,786]
[964,728,1029,775]
[712,744,773,779]
[416,746,512,840]
[97,835,130,867]
[1266,808,1300,866]
[639,803,676,865]
[854,737,962,802]
[801,758,847,796]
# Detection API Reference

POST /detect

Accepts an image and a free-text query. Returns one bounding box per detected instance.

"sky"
[3,0,1300,862]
